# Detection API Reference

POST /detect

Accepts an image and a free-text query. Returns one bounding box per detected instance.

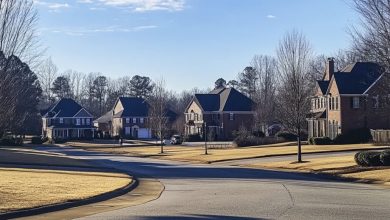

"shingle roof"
[191,88,254,112]
[317,81,329,94]
[94,110,113,123]
[116,97,149,117]
[317,62,383,95]
[43,98,91,118]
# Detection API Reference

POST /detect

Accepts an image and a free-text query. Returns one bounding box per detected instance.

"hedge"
[354,150,390,167]
[308,137,332,145]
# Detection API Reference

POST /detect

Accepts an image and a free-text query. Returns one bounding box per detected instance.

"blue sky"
[35,0,358,91]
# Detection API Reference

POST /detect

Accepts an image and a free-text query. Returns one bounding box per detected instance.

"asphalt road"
[31,146,390,220]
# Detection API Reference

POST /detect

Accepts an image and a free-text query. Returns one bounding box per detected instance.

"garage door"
[138,128,151,139]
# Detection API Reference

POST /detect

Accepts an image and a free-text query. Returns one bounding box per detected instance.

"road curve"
[33,146,390,220]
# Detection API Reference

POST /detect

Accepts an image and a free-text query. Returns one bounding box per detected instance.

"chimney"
[324,57,334,81]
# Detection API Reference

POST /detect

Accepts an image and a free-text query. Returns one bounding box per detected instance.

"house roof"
[43,98,92,118]
[111,97,178,120]
[115,97,149,117]
[94,110,113,123]
[190,88,254,112]
[317,62,383,95]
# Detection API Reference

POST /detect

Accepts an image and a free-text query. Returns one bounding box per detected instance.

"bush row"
[31,136,49,144]
[308,137,332,145]
[0,137,23,146]
[354,150,390,167]
[308,128,372,145]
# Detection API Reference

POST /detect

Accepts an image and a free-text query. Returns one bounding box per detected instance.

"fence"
[371,129,390,144]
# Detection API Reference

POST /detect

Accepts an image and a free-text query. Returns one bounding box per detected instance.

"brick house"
[307,58,390,139]
[95,97,177,139]
[42,98,95,140]
[184,87,255,140]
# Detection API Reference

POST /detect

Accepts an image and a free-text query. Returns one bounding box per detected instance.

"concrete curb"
[207,146,390,164]
[0,169,138,219]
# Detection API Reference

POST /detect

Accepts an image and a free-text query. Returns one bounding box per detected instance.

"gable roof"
[114,97,149,117]
[189,88,254,112]
[317,62,383,95]
[43,98,92,118]
[94,110,113,123]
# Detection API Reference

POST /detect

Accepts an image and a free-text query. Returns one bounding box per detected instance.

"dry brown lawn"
[0,168,132,213]
[250,155,390,185]
[69,141,388,163]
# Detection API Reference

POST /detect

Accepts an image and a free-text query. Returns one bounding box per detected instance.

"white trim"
[363,73,384,94]
[73,108,94,118]
[339,94,368,97]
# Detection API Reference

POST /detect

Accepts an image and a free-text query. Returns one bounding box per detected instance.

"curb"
[0,171,138,219]
[208,146,390,164]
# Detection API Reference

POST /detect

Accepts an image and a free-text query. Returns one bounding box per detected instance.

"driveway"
[27,145,390,220]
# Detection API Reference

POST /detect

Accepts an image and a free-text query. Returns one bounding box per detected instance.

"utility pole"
[204,122,208,155]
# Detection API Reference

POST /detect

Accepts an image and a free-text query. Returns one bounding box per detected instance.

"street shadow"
[133,215,267,220]
[30,146,355,185]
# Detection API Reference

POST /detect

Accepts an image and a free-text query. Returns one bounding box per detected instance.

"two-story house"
[96,97,177,139]
[42,98,95,140]
[308,58,390,139]
[184,87,255,140]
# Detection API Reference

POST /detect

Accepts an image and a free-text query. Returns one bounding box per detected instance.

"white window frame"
[126,118,130,123]
[229,113,234,121]
[133,118,137,123]
[86,118,90,125]
[76,118,81,125]
[59,118,64,124]
[140,118,144,124]
[352,97,360,109]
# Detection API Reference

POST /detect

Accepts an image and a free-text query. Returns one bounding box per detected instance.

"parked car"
[170,135,183,145]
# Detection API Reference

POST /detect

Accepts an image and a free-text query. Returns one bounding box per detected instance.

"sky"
[35,0,359,92]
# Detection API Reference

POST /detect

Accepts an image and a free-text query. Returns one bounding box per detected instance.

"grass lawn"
[0,168,132,213]
[68,141,389,164]
[249,155,390,186]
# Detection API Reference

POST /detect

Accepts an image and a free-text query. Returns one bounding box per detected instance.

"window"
[229,113,234,121]
[59,118,63,124]
[352,97,360,109]
[126,118,130,123]
[335,97,339,110]
[133,118,137,123]
[76,118,80,125]
[140,118,144,124]
[82,118,85,125]
[372,95,379,109]
[86,118,90,125]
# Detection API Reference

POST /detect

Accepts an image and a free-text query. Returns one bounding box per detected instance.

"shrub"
[308,137,332,145]
[53,138,66,144]
[252,129,265,138]
[41,137,49,143]
[380,150,390,166]
[185,134,203,142]
[354,151,382,167]
[31,136,44,144]
[0,137,23,146]
[334,128,372,144]
[276,131,297,141]
[233,135,285,147]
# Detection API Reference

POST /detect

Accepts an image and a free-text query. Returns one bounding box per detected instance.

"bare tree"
[148,79,169,154]
[349,0,390,71]
[276,30,314,163]
[250,55,278,133]
[0,0,41,67]
[37,57,57,105]
[65,70,85,102]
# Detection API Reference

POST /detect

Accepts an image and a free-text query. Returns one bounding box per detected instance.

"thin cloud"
[34,0,70,12]
[42,25,158,36]
[267,15,276,19]
[79,0,186,12]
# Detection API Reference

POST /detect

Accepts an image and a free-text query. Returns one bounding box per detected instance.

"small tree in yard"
[148,79,169,154]
[276,30,314,163]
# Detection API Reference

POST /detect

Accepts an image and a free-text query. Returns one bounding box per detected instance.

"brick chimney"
[324,57,335,81]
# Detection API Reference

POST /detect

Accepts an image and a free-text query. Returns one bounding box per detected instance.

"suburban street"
[27,146,390,220]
